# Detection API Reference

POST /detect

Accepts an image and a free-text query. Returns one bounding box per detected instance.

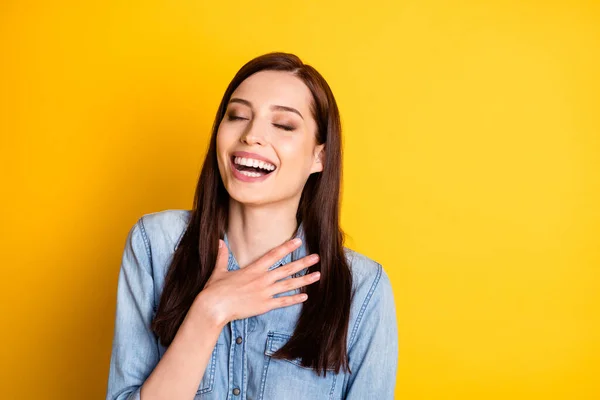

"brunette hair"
[151,52,352,375]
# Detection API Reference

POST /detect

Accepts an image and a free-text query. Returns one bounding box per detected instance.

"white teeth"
[233,156,275,171]
[240,170,262,177]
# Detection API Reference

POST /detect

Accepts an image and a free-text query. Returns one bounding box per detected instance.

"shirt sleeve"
[106,218,159,400]
[344,265,399,400]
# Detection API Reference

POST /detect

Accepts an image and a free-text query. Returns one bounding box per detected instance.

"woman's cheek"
[273,135,303,159]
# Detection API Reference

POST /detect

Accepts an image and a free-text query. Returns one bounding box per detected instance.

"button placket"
[232,319,242,398]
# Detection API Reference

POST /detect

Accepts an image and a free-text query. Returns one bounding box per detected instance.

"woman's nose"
[240,120,267,146]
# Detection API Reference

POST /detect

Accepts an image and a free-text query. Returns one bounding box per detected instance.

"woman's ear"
[311,144,325,174]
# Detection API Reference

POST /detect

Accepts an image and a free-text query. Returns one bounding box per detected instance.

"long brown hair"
[151,52,352,376]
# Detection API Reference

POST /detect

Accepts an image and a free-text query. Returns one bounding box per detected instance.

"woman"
[106,52,398,400]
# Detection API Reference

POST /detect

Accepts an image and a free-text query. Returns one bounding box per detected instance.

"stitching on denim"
[329,374,338,399]
[264,331,277,355]
[242,318,248,398]
[197,345,218,394]
[348,263,382,349]
[228,323,236,398]
[268,332,291,341]
[266,331,336,371]
[172,210,190,251]
[173,228,185,251]
[258,354,272,400]
[137,217,153,269]
[137,217,157,314]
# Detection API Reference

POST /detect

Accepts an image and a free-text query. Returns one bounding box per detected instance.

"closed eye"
[273,124,295,132]
[227,115,248,121]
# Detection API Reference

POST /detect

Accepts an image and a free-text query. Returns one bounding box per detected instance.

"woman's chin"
[228,190,275,207]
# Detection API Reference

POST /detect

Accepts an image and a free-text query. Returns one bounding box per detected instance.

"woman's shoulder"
[129,210,192,278]
[136,208,192,247]
[138,208,192,226]
[343,247,391,294]
[343,247,395,343]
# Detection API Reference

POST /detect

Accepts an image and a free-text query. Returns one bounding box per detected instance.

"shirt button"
[236,336,243,344]
[233,388,241,396]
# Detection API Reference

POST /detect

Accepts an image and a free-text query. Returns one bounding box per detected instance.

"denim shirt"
[106,209,398,400]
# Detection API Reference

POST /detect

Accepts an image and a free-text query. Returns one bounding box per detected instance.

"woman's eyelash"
[227,114,294,131]
[273,124,295,131]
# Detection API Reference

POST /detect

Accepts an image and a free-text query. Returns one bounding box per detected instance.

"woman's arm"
[105,219,223,400]
[106,218,159,400]
[344,265,399,399]
[138,296,224,400]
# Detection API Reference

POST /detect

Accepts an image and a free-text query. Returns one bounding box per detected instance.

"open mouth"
[231,155,277,178]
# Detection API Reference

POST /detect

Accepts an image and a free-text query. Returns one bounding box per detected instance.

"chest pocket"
[194,344,218,397]
[259,331,339,400]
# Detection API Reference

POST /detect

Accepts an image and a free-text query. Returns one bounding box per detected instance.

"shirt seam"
[348,262,382,349]
[137,217,154,269]
[137,216,156,312]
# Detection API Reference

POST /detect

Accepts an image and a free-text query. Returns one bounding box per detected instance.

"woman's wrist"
[189,290,229,330]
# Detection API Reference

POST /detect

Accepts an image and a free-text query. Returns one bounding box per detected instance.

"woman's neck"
[226,199,299,268]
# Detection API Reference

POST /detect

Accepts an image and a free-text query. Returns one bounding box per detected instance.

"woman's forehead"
[231,70,312,112]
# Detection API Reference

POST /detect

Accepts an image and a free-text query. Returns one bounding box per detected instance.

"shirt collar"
[223,223,308,272]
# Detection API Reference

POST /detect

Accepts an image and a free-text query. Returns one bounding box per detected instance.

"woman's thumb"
[216,239,229,271]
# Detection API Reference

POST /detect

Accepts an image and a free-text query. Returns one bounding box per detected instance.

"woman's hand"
[193,238,321,327]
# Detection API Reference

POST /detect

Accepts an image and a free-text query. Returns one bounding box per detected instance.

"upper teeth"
[234,157,275,171]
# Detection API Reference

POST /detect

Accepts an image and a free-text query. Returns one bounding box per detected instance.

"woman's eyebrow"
[229,97,303,120]
[229,97,252,108]
[270,105,304,120]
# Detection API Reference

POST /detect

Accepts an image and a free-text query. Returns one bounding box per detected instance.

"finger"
[269,271,321,296]
[268,293,309,310]
[249,238,303,271]
[269,253,320,282]
[215,239,229,273]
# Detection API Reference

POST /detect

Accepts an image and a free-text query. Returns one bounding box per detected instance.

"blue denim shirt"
[106,209,398,400]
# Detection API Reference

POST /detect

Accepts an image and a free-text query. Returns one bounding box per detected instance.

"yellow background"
[1,1,599,399]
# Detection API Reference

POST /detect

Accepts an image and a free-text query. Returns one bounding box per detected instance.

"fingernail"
[310,254,320,262]
[219,240,223,248]
[312,272,321,280]
[293,238,302,246]
[300,294,308,300]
